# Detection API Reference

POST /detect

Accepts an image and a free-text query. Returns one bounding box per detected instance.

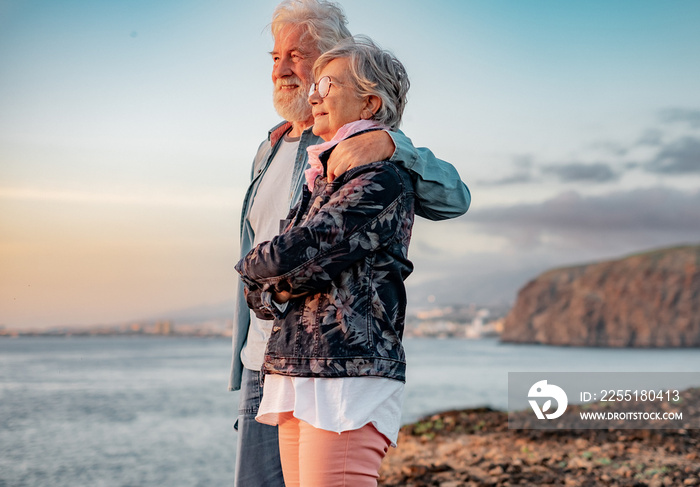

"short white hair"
[271,0,351,53]
[314,36,410,130]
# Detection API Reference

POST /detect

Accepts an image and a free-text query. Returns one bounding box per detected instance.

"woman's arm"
[235,163,410,296]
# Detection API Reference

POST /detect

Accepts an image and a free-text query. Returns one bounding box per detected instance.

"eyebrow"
[269,47,310,57]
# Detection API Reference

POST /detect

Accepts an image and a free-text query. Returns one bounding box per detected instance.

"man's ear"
[362,95,382,119]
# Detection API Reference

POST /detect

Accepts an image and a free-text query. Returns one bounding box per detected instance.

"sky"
[2,0,700,329]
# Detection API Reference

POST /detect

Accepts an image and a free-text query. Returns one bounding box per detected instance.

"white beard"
[273,77,312,123]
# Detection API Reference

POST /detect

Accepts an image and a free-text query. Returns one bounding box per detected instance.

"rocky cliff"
[501,244,700,347]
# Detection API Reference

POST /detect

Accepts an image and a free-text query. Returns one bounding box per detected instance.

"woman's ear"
[362,95,382,119]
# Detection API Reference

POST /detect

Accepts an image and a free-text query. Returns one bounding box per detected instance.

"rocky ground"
[379,389,700,487]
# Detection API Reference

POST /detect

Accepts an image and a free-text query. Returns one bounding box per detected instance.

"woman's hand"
[273,290,306,303]
[243,286,274,320]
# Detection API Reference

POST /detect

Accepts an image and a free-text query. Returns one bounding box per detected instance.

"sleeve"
[388,129,471,221]
[235,164,407,296]
[241,286,276,320]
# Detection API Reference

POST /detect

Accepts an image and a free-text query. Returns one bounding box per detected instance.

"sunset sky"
[2,0,700,329]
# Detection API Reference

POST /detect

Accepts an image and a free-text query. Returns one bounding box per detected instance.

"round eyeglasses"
[309,76,334,99]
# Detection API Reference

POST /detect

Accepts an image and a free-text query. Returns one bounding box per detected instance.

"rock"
[488,466,504,476]
[501,244,700,347]
[402,464,428,477]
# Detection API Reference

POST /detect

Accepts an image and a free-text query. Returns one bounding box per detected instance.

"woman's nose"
[308,89,320,105]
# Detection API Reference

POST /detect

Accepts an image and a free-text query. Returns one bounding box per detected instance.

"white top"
[241,136,300,371]
[256,375,405,447]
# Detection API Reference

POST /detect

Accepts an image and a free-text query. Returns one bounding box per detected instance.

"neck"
[288,117,314,138]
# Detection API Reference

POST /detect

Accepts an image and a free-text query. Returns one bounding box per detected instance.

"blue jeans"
[234,368,285,487]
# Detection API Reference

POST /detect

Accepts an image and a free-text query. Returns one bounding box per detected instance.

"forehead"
[273,25,316,54]
[318,57,350,81]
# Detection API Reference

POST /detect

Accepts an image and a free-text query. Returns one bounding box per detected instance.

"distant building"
[406,304,510,339]
[153,321,173,335]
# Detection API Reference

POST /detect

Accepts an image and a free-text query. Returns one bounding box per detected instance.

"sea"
[1,336,699,487]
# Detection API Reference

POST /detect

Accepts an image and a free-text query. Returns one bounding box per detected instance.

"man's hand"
[326,130,395,182]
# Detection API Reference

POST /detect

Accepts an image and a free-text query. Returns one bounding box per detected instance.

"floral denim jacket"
[235,158,415,383]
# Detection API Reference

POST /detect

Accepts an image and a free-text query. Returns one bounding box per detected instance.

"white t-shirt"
[241,135,299,371]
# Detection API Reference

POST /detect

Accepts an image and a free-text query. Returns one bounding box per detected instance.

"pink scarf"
[305,120,389,190]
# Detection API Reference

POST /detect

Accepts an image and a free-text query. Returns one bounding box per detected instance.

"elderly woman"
[235,37,413,487]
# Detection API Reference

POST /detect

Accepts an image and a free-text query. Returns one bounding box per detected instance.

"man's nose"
[272,56,292,78]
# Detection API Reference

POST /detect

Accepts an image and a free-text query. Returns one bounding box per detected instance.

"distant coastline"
[0,303,510,340]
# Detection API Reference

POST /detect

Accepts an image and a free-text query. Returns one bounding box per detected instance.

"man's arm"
[327,130,470,221]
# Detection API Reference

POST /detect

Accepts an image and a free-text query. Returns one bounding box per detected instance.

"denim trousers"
[234,367,285,487]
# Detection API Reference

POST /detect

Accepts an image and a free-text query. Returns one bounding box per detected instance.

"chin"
[312,125,328,139]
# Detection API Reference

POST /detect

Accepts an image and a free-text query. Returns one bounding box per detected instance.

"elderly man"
[229,1,470,485]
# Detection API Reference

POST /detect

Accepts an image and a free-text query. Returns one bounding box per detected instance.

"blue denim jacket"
[228,122,470,390]
[237,156,414,381]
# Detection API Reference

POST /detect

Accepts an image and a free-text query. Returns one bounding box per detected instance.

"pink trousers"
[277,412,391,487]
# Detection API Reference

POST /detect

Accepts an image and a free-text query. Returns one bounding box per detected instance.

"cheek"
[299,61,314,84]
[328,109,343,129]
[336,103,362,126]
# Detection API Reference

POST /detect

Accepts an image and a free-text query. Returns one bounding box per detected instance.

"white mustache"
[275,76,304,90]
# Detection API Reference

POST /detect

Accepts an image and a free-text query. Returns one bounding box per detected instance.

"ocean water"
[1,336,699,487]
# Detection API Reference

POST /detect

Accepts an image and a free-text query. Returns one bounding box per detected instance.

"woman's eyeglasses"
[309,76,334,99]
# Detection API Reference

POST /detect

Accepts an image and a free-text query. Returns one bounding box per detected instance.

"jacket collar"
[268,120,320,148]
[268,121,292,147]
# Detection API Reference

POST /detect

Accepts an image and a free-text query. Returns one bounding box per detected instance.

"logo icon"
[528,380,568,420]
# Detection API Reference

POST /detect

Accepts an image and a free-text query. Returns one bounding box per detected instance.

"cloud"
[478,171,535,186]
[478,155,537,186]
[477,107,700,187]
[466,187,700,251]
[588,141,629,157]
[541,162,619,182]
[646,136,700,174]
[636,129,664,147]
[658,108,700,129]
[409,186,700,307]
[483,160,620,185]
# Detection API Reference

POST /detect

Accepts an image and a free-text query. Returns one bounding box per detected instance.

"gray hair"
[271,0,351,54]
[314,36,410,130]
